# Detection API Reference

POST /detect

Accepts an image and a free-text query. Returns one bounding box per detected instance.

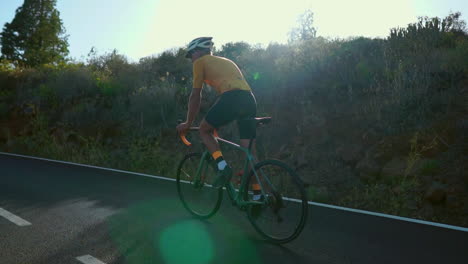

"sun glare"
[142,0,419,57]
[144,0,310,54]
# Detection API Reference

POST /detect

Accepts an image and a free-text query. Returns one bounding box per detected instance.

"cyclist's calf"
[199,119,219,154]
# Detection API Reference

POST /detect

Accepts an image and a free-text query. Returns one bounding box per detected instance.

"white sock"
[218,160,227,170]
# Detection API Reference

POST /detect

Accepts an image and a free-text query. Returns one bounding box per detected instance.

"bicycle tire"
[176,152,223,219]
[245,159,308,244]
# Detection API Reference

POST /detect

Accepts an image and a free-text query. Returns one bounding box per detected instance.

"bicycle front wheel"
[176,152,223,219]
[245,159,308,244]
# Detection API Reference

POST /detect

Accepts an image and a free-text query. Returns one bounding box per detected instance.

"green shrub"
[0,102,8,119]
[420,159,441,176]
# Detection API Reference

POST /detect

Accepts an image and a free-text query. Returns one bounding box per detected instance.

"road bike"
[176,117,308,244]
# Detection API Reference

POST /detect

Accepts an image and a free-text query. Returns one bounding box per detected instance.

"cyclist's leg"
[240,138,261,200]
[202,92,237,153]
[239,137,261,199]
[237,91,260,198]
[237,90,257,158]
[203,91,240,187]
[199,120,219,154]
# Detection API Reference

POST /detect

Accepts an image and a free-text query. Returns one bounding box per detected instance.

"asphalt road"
[1,153,467,264]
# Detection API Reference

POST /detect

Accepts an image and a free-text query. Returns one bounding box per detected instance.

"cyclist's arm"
[186,87,202,126]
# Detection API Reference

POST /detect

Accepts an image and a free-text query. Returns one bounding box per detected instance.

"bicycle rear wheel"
[176,152,223,219]
[245,159,308,244]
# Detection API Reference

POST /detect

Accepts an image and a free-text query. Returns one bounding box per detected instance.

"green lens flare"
[253,72,260,80]
[108,199,261,263]
[158,220,214,264]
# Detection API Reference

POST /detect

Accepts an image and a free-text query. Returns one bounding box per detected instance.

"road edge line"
[1,151,467,232]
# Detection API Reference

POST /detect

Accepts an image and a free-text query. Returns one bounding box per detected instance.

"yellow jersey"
[193,55,251,94]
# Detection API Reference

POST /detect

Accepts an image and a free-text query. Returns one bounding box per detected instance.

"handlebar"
[179,127,219,146]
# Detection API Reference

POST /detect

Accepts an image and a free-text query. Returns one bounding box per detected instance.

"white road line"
[0,151,174,182]
[76,255,107,264]
[306,201,468,232]
[1,151,467,232]
[0,207,31,226]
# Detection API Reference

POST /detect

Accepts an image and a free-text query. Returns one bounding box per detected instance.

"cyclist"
[176,37,260,196]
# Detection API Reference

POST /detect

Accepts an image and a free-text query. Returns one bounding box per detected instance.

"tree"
[288,9,317,42]
[0,0,69,67]
[217,42,251,60]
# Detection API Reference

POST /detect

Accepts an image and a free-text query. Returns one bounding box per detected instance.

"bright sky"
[1,0,467,62]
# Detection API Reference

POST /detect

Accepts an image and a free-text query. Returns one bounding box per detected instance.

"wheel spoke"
[176,153,223,219]
[246,159,308,243]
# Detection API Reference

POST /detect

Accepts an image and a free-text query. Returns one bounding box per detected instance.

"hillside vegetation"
[1,13,467,226]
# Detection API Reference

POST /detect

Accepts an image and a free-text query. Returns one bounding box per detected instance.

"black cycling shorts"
[205,90,257,139]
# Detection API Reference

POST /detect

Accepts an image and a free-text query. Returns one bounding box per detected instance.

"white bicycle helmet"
[185,37,213,58]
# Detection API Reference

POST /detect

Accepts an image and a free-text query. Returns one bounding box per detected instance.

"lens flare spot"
[253,72,260,80]
[158,220,214,264]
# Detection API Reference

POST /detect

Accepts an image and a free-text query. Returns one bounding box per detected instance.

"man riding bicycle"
[176,37,259,193]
